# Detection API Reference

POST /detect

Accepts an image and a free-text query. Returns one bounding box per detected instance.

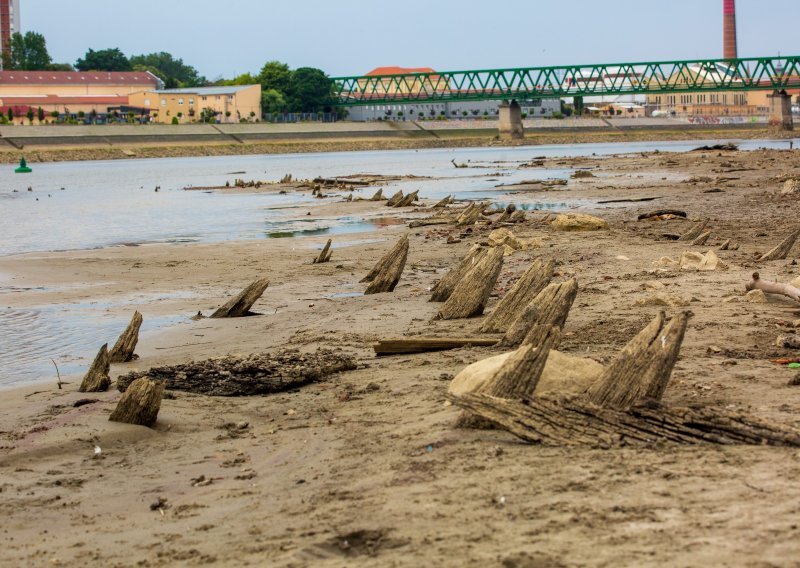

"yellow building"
[129,85,262,123]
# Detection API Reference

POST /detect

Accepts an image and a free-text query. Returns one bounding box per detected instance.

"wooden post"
[437,246,504,320]
[364,236,409,294]
[313,239,333,264]
[361,235,409,283]
[109,311,143,363]
[210,278,270,318]
[79,343,111,393]
[430,245,487,302]
[370,188,384,201]
[499,279,577,347]
[109,377,165,427]
[386,190,404,207]
[758,228,800,261]
[678,219,709,242]
[432,195,452,208]
[479,258,554,333]
[394,190,419,207]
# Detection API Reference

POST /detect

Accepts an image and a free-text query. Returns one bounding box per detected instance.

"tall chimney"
[723,0,738,59]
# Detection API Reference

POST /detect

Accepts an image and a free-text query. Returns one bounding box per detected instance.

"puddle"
[267,216,405,239]
[325,292,364,299]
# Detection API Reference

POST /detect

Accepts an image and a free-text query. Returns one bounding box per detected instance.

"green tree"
[261,89,286,114]
[47,62,74,71]
[37,107,45,122]
[129,52,204,87]
[26,107,34,123]
[7,108,13,122]
[4,31,52,70]
[258,61,291,93]
[75,48,132,71]
[285,67,334,112]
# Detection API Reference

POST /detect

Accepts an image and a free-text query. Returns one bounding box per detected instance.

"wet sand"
[3,147,800,566]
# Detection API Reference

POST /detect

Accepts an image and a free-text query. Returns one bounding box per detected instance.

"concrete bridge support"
[498,100,524,140]
[768,90,793,131]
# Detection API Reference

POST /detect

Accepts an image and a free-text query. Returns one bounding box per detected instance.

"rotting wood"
[719,239,731,250]
[598,197,663,204]
[313,239,333,264]
[678,219,709,242]
[456,202,486,227]
[79,343,111,393]
[498,279,578,348]
[409,216,453,228]
[109,311,143,363]
[479,326,561,399]
[452,392,800,447]
[116,349,358,396]
[509,210,526,223]
[496,204,516,224]
[430,245,487,302]
[432,195,452,208]
[394,190,419,208]
[210,278,270,318]
[585,311,689,409]
[758,228,800,261]
[746,272,800,302]
[370,188,384,201]
[364,235,409,294]
[109,377,164,427]
[386,190,404,207]
[437,246,504,320]
[479,258,555,333]
[361,234,409,283]
[637,209,687,221]
[691,231,712,246]
[373,337,500,356]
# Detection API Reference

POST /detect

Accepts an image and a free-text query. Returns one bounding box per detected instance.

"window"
[161,99,166,107]
[178,98,184,105]
[189,98,194,105]
[202,96,207,101]
[144,99,151,106]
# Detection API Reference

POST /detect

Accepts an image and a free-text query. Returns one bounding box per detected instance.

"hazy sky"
[23,0,800,79]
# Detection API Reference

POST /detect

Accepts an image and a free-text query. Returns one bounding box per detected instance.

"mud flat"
[3,145,800,565]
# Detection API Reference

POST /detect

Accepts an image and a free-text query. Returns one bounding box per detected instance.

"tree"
[37,107,45,122]
[261,89,286,115]
[7,108,13,122]
[258,61,291,94]
[285,67,334,113]
[129,52,204,87]
[26,108,34,123]
[4,31,52,70]
[75,48,131,71]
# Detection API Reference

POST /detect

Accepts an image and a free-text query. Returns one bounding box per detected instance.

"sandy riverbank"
[3,146,800,566]
[0,126,794,164]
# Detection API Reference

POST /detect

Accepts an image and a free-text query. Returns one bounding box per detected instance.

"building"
[128,85,262,123]
[0,0,20,69]
[346,66,561,121]
[0,70,162,122]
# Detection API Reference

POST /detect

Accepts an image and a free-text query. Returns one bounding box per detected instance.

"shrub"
[51,110,59,119]
[26,108,35,122]
[77,111,85,118]
[37,107,45,122]
[551,111,564,119]
[171,116,179,124]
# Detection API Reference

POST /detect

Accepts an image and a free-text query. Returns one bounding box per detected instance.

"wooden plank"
[373,337,500,356]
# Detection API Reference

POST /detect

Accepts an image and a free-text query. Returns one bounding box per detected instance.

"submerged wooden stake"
[678,219,709,242]
[394,190,419,207]
[210,278,270,318]
[373,337,500,356]
[499,280,578,347]
[437,246,504,320]
[758,228,800,261]
[109,377,165,427]
[370,188,384,201]
[364,235,409,294]
[109,311,143,363]
[361,235,409,283]
[313,239,333,264]
[79,343,111,393]
[478,258,554,333]
[430,245,487,302]
[386,190,404,207]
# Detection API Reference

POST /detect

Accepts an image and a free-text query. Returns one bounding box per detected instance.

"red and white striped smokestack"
[723,0,738,59]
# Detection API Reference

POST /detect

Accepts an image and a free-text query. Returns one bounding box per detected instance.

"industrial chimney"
[723,0,738,59]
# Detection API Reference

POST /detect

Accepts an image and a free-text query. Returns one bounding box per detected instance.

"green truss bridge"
[332,56,800,105]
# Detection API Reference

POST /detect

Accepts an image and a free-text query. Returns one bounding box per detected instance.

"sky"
[22,0,800,79]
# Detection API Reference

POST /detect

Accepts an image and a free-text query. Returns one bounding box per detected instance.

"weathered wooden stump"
[313,239,333,264]
[109,311,143,363]
[691,231,711,246]
[678,219,709,242]
[437,246,504,320]
[386,190,404,207]
[109,377,165,427]
[495,204,516,224]
[370,188,384,201]
[758,228,800,261]
[210,278,270,318]
[456,202,486,227]
[361,235,409,283]
[363,235,409,294]
[79,344,111,393]
[499,280,577,347]
[430,245,487,303]
[394,190,419,207]
[432,195,452,209]
[479,258,555,333]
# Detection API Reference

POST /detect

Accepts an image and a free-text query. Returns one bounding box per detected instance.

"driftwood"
[758,228,800,261]
[370,188,384,201]
[509,211,526,223]
[109,311,143,363]
[496,204,516,224]
[456,202,486,227]
[478,258,555,333]
[637,209,687,221]
[430,245,487,302]
[361,235,409,283]
[394,190,419,207]
[719,239,731,250]
[691,231,711,246]
[109,377,164,427]
[313,239,333,264]
[373,337,499,356]
[210,278,270,318]
[409,217,453,228]
[678,219,709,242]
[363,235,409,294]
[432,195,452,208]
[117,349,358,396]
[386,190,404,207]
[478,326,561,399]
[499,279,577,348]
[79,343,111,392]
[437,247,504,320]
[597,197,661,204]
[746,272,800,302]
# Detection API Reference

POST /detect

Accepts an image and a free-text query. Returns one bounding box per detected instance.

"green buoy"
[15,157,32,173]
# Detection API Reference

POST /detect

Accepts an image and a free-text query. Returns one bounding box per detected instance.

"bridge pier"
[498,100,524,140]
[768,90,794,131]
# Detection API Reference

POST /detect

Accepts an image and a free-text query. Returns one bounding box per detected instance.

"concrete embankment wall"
[0,118,769,149]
